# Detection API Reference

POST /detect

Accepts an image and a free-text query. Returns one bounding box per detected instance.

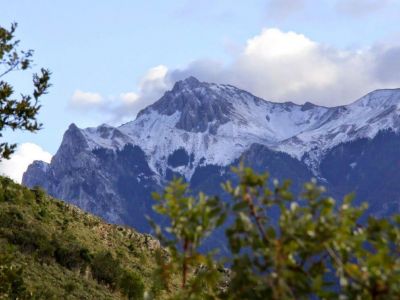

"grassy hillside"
[0,176,169,299]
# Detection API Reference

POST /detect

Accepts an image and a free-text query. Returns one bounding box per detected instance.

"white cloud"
[141,65,168,83]
[69,65,170,124]
[134,65,169,106]
[231,29,345,102]
[0,143,52,183]
[68,28,400,122]
[119,92,139,105]
[244,28,316,58]
[110,65,170,123]
[70,90,103,107]
[168,28,400,106]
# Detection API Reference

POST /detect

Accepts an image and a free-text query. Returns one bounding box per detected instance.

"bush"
[0,177,36,205]
[31,186,47,203]
[8,226,55,259]
[0,177,24,204]
[54,241,92,270]
[91,251,146,297]
[0,247,30,299]
[119,270,145,300]
[0,207,25,228]
[91,251,121,289]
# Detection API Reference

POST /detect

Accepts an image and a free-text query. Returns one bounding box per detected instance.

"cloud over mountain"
[168,28,400,106]
[69,65,169,124]
[69,28,400,123]
[0,143,52,183]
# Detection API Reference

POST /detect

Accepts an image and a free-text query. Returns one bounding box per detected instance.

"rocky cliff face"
[139,76,234,134]
[24,126,161,231]
[23,77,400,230]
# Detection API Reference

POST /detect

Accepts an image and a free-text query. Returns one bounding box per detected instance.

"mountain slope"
[279,89,400,171]
[320,129,400,215]
[22,77,400,229]
[0,176,166,299]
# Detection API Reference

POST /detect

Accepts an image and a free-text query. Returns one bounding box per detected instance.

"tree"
[0,23,51,160]
[151,165,400,299]
[150,180,226,299]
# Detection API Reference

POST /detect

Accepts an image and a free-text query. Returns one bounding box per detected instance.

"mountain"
[23,77,400,230]
[0,176,165,299]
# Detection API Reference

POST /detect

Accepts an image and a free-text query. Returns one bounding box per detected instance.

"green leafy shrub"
[151,165,400,299]
[0,207,25,228]
[31,186,46,202]
[0,177,24,204]
[150,179,226,298]
[54,240,92,270]
[8,226,55,259]
[0,247,31,299]
[119,270,145,300]
[91,251,122,289]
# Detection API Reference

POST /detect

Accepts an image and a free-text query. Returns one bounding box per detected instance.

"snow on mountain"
[22,78,400,230]
[77,77,400,177]
[277,88,400,172]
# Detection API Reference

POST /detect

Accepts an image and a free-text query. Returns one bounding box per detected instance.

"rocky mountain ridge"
[23,77,400,229]
[63,78,400,177]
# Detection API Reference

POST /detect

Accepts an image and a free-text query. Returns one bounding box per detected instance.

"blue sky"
[1,0,400,181]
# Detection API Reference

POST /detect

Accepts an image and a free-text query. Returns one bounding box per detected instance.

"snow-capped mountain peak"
[69,78,400,178]
[277,89,400,170]
[23,79,400,230]
[351,88,400,108]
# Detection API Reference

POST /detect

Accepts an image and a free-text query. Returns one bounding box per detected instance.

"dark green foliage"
[0,176,27,203]
[31,186,47,203]
[0,23,51,159]
[151,164,400,299]
[91,251,122,288]
[53,238,92,270]
[0,206,24,228]
[1,205,92,270]
[91,250,145,297]
[0,247,30,299]
[151,178,227,298]
[8,226,55,259]
[119,270,145,300]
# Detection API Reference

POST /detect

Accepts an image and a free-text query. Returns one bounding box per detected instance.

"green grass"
[0,176,167,299]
